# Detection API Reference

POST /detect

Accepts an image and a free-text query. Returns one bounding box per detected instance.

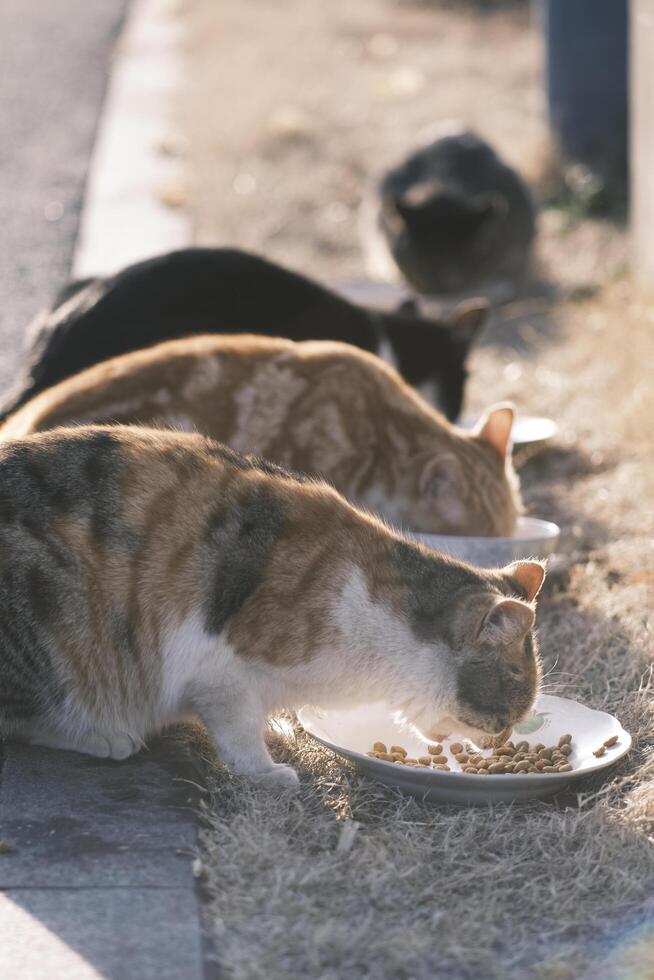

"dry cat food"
[366,730,619,775]
[367,731,622,774]
[592,735,620,758]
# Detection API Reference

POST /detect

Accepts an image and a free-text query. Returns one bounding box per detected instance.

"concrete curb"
[73,0,191,279]
[0,2,216,976]
[0,734,216,979]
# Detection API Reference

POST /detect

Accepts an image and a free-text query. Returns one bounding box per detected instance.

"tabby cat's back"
[0,425,544,788]
[1,334,521,536]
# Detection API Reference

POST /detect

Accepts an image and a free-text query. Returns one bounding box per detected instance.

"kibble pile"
[366,733,620,775]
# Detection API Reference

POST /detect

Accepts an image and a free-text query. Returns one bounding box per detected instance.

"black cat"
[2,248,488,421]
[372,127,535,295]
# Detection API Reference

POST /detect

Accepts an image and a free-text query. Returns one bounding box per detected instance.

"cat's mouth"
[426,711,515,742]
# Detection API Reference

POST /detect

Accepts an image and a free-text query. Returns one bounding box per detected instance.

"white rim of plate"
[298,698,631,783]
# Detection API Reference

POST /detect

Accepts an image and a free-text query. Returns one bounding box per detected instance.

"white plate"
[331,279,410,310]
[298,695,631,805]
[458,415,558,449]
[407,515,560,566]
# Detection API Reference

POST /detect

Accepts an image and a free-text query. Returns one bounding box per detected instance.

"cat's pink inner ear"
[449,299,490,341]
[482,598,535,644]
[504,560,546,601]
[475,404,514,459]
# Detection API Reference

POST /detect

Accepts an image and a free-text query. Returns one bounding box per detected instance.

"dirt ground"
[179,1,654,977]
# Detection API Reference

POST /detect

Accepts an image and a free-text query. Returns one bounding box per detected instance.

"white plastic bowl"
[407,516,560,566]
[457,414,558,450]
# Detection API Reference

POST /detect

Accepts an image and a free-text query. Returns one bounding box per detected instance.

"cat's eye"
[508,666,522,678]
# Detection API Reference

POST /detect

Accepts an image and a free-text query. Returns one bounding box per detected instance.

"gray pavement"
[0,736,213,980]
[0,4,215,976]
[0,0,128,390]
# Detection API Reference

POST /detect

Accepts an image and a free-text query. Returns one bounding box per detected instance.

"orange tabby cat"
[0,425,544,788]
[1,335,521,535]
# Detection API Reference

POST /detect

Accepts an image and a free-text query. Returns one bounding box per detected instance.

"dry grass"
[198,688,654,980]
[181,1,654,976]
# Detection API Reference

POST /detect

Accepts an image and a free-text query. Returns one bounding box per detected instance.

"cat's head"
[392,185,508,293]
[397,403,520,536]
[386,553,545,739]
[384,297,489,419]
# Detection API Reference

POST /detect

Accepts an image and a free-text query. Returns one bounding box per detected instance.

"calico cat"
[1,334,521,536]
[1,248,489,423]
[365,126,535,296]
[0,424,545,788]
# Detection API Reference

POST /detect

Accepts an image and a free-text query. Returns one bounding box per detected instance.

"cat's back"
[0,333,300,441]
[0,423,301,540]
[1,248,377,422]
[383,130,528,204]
[288,337,426,408]
[0,425,206,521]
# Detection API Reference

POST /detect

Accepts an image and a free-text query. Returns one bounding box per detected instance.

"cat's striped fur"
[0,426,544,788]
[1,334,521,536]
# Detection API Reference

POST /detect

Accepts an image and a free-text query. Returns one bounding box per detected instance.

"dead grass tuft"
[200,693,654,980]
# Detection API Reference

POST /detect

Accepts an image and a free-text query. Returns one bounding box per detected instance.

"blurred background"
[182,0,631,290]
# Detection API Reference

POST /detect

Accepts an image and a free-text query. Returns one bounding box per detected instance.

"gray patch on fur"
[0,429,133,546]
[0,429,133,729]
[390,538,494,643]
[203,485,287,635]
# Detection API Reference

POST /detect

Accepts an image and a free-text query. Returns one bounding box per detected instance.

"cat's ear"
[503,560,546,601]
[447,298,490,344]
[419,453,463,502]
[479,597,535,645]
[474,403,514,459]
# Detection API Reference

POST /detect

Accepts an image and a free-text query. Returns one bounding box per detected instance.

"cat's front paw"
[251,763,300,793]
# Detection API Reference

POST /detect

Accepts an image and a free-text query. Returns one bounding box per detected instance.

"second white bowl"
[407,516,560,566]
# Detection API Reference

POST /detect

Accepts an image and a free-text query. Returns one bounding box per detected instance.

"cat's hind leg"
[24,723,139,760]
[195,690,299,792]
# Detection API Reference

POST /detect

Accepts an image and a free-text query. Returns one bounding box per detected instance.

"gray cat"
[365,126,536,297]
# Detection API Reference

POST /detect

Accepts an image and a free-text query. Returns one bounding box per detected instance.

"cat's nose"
[496,715,509,730]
